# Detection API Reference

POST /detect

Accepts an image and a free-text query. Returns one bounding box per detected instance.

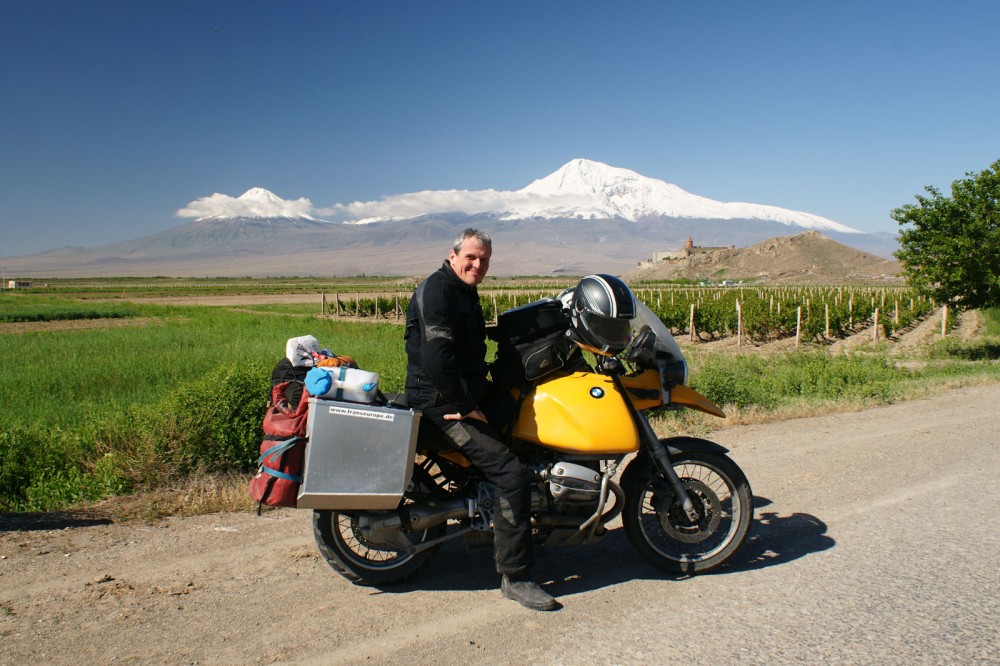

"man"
[404,228,561,611]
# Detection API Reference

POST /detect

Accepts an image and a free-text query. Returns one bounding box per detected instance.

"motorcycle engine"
[548,461,601,506]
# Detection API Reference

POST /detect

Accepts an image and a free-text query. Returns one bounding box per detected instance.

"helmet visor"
[580,310,632,352]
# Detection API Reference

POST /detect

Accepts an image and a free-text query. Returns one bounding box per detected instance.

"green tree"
[892,160,1000,310]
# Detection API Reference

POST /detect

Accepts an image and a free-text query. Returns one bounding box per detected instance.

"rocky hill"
[627,231,903,284]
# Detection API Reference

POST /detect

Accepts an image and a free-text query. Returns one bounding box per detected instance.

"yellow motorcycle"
[305,286,753,586]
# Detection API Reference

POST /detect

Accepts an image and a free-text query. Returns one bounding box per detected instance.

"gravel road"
[2,383,998,665]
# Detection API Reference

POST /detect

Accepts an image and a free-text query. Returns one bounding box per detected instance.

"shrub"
[155,360,272,472]
[1,361,272,511]
[690,355,779,410]
[779,353,901,402]
[0,425,129,512]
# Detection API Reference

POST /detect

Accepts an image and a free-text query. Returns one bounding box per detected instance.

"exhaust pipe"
[363,498,468,537]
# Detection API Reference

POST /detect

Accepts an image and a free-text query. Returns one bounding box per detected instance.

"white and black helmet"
[569,274,637,355]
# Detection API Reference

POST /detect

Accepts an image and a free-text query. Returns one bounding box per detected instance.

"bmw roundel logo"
[590,387,605,399]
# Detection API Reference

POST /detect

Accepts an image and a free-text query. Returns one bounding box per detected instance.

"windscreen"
[628,300,688,385]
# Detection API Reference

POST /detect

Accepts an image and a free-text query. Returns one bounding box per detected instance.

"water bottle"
[305,366,380,403]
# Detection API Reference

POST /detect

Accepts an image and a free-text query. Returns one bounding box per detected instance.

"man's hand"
[442,409,488,423]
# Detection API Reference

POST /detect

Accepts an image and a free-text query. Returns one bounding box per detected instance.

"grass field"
[1,284,998,515]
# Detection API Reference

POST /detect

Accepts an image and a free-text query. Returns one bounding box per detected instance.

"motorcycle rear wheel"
[312,509,445,586]
[623,450,752,574]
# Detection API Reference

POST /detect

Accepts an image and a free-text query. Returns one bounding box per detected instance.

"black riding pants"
[422,406,534,575]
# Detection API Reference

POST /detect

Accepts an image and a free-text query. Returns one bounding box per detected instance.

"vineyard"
[322,285,948,345]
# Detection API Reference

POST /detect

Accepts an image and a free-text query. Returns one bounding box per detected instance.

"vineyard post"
[873,308,880,342]
[795,306,802,348]
[355,293,360,317]
[849,294,854,328]
[736,299,742,347]
[492,294,498,324]
[825,303,830,338]
[396,294,400,321]
[941,304,948,338]
[375,296,380,319]
[336,293,341,317]
[894,300,899,325]
[321,291,326,315]
[689,303,696,342]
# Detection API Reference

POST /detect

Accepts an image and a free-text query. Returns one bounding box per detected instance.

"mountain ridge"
[1,159,899,278]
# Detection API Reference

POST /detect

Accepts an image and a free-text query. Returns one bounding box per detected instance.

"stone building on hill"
[638,236,733,267]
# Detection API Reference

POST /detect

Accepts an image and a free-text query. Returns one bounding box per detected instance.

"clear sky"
[2,1,998,256]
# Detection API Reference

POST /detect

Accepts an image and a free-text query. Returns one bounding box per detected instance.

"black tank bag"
[488,299,580,390]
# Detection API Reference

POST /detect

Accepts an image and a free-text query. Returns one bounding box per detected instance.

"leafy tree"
[892,160,1000,310]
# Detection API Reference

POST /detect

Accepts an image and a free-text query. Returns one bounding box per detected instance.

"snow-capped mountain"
[509,159,860,234]
[332,158,860,235]
[178,187,324,222]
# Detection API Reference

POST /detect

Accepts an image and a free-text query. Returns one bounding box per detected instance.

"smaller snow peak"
[177,188,318,221]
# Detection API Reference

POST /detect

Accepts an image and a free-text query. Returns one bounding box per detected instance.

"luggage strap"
[257,437,304,483]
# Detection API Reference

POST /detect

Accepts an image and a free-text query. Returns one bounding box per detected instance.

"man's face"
[448,238,491,286]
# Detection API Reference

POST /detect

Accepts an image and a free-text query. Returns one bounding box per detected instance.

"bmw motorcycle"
[308,289,753,586]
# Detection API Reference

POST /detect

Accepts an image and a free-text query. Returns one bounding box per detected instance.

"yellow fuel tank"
[514,372,649,455]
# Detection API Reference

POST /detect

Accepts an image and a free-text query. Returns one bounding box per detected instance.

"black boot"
[501,573,562,611]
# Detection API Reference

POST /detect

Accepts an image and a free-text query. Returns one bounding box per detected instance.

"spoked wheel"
[623,450,753,574]
[313,507,446,586]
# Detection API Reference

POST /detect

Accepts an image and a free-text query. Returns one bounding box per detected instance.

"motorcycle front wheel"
[312,509,445,586]
[622,450,753,574]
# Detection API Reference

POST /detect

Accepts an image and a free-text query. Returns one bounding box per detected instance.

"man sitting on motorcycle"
[404,228,561,612]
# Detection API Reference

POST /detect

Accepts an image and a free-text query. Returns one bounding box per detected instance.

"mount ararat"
[2,159,897,278]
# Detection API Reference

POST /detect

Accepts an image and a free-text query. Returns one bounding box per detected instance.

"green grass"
[982,308,1000,336]
[0,293,142,322]
[1,304,407,429]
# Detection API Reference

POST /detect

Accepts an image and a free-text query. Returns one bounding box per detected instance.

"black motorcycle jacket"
[404,261,488,415]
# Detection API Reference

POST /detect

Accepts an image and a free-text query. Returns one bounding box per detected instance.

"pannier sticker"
[328,406,396,422]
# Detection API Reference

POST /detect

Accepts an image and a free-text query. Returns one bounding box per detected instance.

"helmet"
[569,274,636,355]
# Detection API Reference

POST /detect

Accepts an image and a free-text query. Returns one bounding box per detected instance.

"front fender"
[661,436,730,457]
[620,437,731,490]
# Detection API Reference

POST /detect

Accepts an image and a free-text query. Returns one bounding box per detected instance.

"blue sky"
[2,1,998,256]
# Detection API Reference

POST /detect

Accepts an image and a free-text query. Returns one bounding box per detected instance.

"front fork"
[610,371,700,523]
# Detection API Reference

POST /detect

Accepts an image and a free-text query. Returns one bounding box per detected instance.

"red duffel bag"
[249,381,311,510]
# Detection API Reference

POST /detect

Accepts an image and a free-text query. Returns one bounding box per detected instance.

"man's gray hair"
[452,228,492,252]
